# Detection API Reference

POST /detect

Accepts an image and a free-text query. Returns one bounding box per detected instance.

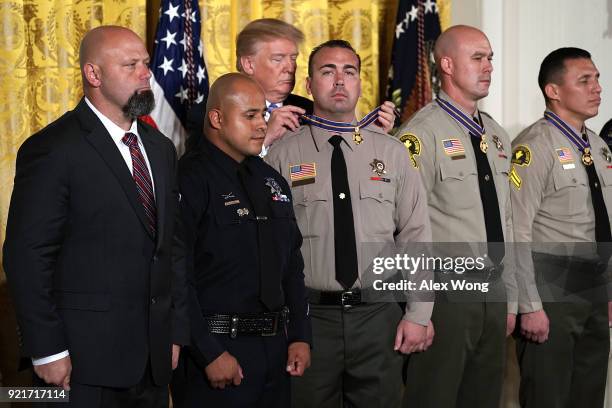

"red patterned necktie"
[122,132,157,235]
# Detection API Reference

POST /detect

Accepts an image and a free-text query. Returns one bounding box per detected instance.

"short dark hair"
[307,40,361,77]
[538,47,592,102]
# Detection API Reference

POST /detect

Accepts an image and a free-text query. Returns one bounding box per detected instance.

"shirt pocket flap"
[440,161,477,181]
[553,170,587,190]
[359,179,395,203]
[294,185,329,207]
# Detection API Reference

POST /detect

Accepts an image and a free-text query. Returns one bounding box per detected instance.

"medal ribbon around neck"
[544,110,593,166]
[301,107,381,133]
[436,98,486,139]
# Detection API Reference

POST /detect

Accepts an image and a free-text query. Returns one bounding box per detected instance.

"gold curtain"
[199,0,450,116]
[0,0,146,276]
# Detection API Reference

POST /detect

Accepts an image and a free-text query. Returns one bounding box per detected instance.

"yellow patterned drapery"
[0,0,146,277]
[199,0,450,115]
[201,0,385,117]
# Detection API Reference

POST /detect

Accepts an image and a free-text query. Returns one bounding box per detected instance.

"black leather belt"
[205,307,289,338]
[437,264,503,280]
[308,288,363,309]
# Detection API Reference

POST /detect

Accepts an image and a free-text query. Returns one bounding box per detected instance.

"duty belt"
[308,288,363,310]
[437,264,504,281]
[205,307,289,338]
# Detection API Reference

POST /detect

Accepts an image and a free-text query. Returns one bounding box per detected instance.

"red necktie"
[122,133,157,235]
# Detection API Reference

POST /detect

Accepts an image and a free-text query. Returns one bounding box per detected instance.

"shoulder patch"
[399,133,421,169]
[512,145,531,167]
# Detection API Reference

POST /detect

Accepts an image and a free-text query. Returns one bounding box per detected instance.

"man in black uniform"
[171,73,311,407]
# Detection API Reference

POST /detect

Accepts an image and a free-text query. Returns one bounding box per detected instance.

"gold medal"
[353,126,363,145]
[582,147,593,166]
[480,135,488,154]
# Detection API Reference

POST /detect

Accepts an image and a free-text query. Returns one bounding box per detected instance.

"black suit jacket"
[283,93,313,115]
[3,99,189,387]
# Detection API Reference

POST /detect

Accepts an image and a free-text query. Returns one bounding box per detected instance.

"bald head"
[434,25,489,64]
[433,25,493,111]
[205,73,265,124]
[204,73,267,162]
[79,26,142,72]
[79,25,152,129]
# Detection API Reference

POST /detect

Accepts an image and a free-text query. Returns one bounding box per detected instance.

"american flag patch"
[442,139,465,156]
[556,147,574,163]
[289,163,316,182]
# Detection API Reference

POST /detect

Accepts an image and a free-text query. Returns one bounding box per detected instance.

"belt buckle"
[261,313,279,337]
[230,315,239,339]
[341,290,357,310]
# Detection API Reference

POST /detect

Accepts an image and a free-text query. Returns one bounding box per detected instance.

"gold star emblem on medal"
[370,159,387,176]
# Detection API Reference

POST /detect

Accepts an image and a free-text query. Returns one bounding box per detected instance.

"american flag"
[442,139,464,155]
[556,147,574,163]
[147,0,209,155]
[290,163,317,182]
[387,0,441,124]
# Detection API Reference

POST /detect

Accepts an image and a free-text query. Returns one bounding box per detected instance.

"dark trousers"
[291,302,404,408]
[403,275,507,408]
[33,361,168,408]
[171,334,289,408]
[516,253,609,408]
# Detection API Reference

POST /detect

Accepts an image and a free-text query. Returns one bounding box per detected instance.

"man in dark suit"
[3,25,189,407]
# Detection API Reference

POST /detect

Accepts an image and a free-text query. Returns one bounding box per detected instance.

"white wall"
[452,0,612,139]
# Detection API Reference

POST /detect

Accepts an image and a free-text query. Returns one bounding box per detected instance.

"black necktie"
[237,160,282,310]
[582,133,612,243]
[469,117,504,265]
[329,135,358,289]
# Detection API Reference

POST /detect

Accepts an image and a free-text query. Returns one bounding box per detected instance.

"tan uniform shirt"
[266,123,433,324]
[510,117,612,312]
[394,91,517,312]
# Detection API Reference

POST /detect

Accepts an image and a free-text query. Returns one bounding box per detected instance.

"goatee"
[122,89,155,119]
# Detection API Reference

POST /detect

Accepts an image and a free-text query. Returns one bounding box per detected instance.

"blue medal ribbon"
[301,107,381,133]
[436,98,486,139]
[543,110,589,152]
[544,110,593,166]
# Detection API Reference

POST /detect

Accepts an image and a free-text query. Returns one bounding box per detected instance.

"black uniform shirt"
[179,136,311,363]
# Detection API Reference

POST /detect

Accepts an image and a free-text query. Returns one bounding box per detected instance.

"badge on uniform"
[601,146,612,163]
[511,145,531,167]
[265,177,290,202]
[442,138,466,160]
[369,159,391,182]
[222,192,240,206]
[237,208,250,217]
[289,162,316,187]
[492,135,503,151]
[556,147,575,170]
[399,133,421,169]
